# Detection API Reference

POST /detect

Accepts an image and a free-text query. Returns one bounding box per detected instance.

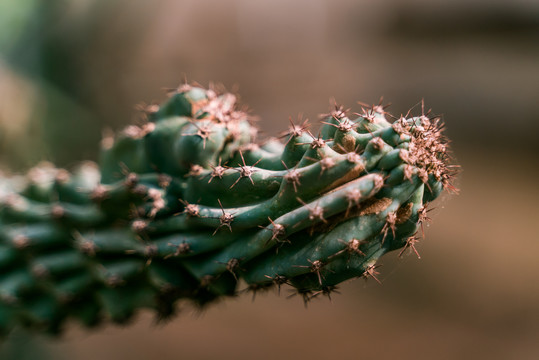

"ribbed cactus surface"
[0,85,456,335]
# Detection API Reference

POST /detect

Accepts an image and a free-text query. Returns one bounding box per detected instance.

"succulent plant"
[0,84,457,335]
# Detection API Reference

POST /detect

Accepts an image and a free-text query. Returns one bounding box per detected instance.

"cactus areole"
[0,84,458,334]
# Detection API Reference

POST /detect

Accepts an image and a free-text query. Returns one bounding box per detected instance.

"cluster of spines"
[0,83,456,335]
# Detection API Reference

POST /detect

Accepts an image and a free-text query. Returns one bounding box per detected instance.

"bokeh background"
[1,0,538,359]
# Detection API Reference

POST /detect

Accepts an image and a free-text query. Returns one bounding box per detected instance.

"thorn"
[417,203,433,237]
[165,241,192,259]
[345,188,362,217]
[304,131,326,149]
[311,285,340,302]
[213,199,234,235]
[293,259,331,285]
[357,97,391,115]
[214,257,245,281]
[370,137,385,151]
[264,274,289,295]
[345,152,363,165]
[362,264,382,284]
[320,99,350,120]
[354,106,377,123]
[182,120,214,149]
[208,158,227,183]
[329,238,367,261]
[225,258,241,281]
[280,115,310,145]
[281,160,301,192]
[230,150,260,188]
[398,235,421,259]
[296,197,327,224]
[404,165,415,183]
[259,217,288,245]
[178,199,200,217]
[321,117,355,133]
[381,212,397,244]
[318,156,336,174]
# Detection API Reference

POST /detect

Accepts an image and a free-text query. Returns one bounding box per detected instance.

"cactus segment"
[0,84,457,335]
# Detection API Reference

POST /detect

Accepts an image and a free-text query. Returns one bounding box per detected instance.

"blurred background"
[0,0,538,359]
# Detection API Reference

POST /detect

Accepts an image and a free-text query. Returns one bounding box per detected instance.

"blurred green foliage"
[0,0,105,170]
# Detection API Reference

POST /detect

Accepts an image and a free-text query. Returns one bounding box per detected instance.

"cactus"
[0,84,457,335]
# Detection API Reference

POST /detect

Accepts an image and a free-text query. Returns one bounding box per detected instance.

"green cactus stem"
[0,84,457,335]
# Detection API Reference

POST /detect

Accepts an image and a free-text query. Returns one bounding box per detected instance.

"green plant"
[0,84,457,335]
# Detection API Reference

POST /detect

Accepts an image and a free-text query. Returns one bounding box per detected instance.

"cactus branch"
[0,84,457,335]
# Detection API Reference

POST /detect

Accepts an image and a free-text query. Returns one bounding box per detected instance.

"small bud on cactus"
[0,84,458,335]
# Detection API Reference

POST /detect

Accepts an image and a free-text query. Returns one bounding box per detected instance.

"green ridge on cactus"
[0,84,457,335]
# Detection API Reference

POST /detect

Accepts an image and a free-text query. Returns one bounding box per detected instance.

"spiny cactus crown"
[0,84,457,335]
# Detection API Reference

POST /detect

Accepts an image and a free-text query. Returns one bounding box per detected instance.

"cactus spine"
[0,84,456,335]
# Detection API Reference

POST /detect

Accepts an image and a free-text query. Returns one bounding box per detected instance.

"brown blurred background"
[1,0,538,359]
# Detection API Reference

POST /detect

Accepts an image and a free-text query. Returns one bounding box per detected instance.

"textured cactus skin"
[0,85,456,335]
